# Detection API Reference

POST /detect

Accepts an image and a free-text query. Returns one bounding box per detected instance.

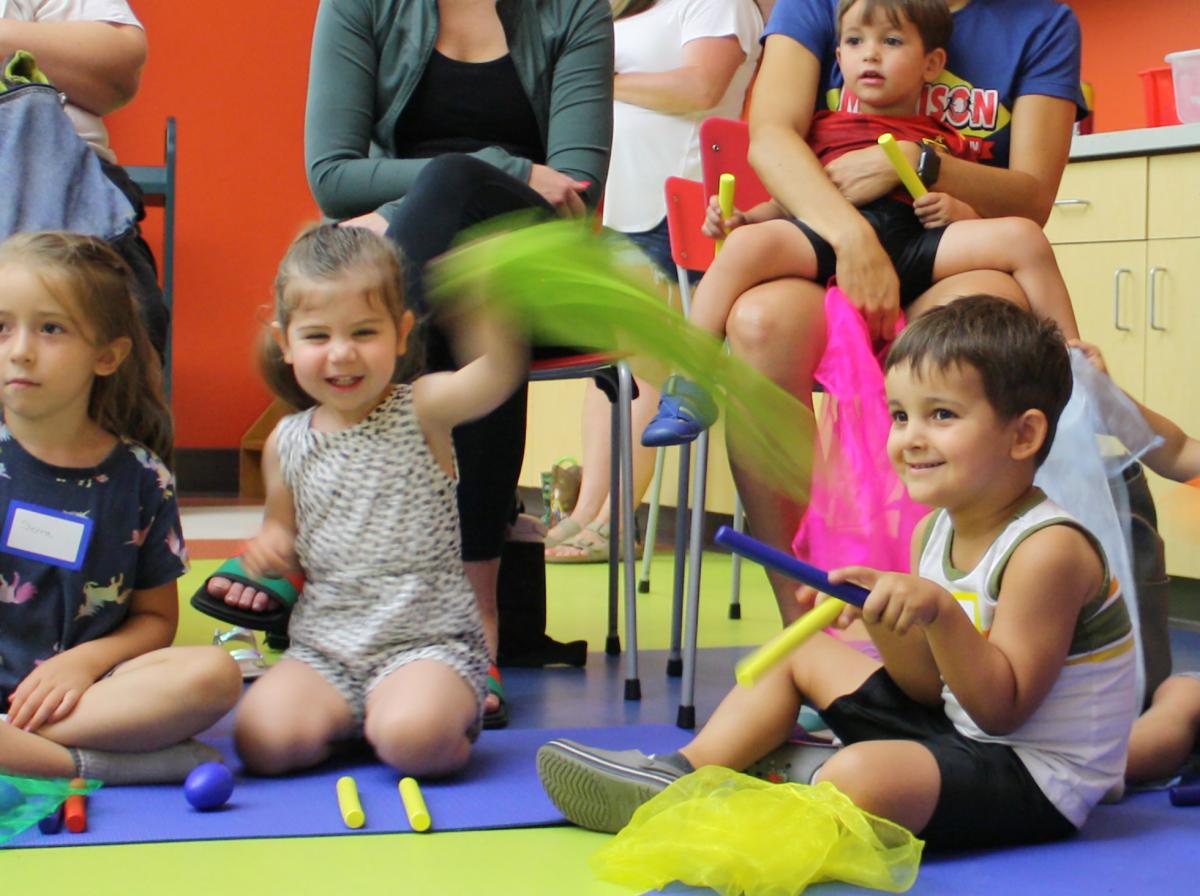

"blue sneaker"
[641,376,719,447]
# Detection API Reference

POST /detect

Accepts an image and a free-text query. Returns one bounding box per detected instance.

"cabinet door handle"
[1148,266,1166,331]
[1112,267,1132,332]
[1053,198,1092,207]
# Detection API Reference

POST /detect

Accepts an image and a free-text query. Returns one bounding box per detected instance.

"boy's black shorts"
[821,668,1077,850]
[792,197,945,308]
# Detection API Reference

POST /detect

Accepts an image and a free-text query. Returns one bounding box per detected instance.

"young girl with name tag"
[213,224,524,777]
[0,231,242,783]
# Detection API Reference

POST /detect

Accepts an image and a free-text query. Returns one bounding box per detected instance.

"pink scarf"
[792,286,928,573]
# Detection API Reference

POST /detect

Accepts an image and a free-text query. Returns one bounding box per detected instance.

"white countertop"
[1070,123,1200,160]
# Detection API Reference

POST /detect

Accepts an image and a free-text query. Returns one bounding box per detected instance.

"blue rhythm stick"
[714,527,869,687]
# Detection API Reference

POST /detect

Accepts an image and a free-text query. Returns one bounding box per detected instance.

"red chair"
[699,116,771,210]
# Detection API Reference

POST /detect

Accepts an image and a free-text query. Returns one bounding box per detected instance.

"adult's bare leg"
[546,378,659,559]
[905,270,1027,318]
[725,277,829,624]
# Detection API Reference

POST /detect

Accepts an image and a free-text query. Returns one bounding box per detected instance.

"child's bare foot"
[206,577,281,613]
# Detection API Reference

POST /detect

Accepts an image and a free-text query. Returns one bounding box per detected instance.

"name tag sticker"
[2,501,93,570]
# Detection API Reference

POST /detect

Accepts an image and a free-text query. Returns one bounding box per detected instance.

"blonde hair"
[262,223,413,409]
[0,231,173,466]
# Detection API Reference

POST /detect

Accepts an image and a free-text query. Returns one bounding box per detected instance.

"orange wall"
[1073,0,1200,131]
[106,2,321,448]
[105,2,1200,449]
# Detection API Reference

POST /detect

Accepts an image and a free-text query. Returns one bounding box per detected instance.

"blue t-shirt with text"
[764,0,1086,167]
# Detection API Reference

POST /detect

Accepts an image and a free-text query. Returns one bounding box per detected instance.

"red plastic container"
[1139,66,1182,127]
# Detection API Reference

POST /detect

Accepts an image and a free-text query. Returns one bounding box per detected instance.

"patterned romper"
[274,384,489,734]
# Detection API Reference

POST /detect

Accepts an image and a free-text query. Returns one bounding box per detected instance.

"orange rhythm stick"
[64,777,87,833]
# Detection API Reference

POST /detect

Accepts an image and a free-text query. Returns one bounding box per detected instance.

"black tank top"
[394,50,545,163]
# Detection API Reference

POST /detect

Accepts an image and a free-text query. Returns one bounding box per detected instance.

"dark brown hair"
[611,0,658,20]
[837,0,953,53]
[0,231,174,466]
[262,223,414,410]
[885,295,1072,465]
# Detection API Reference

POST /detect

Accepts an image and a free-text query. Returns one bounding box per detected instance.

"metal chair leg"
[638,447,666,593]
[678,429,709,729]
[666,443,690,678]
[617,362,641,700]
[729,494,745,619]
[605,382,621,657]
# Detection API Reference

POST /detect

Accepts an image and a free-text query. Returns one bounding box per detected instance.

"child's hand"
[794,584,862,628]
[7,651,100,732]
[1067,338,1108,375]
[913,192,978,229]
[239,526,298,586]
[830,567,951,635]
[702,194,748,239]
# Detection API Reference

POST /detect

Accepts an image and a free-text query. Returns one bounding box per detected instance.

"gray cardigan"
[305,0,614,219]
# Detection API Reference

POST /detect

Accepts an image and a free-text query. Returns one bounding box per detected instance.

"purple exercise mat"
[651,789,1200,896]
[6,724,690,849]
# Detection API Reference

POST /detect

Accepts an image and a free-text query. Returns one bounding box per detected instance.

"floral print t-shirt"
[0,425,187,705]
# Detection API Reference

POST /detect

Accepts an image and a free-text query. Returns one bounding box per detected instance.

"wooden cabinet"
[1049,150,1200,578]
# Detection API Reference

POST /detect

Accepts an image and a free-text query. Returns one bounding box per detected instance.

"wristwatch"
[917,144,941,189]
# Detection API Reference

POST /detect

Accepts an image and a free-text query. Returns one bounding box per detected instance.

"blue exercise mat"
[649,789,1200,896]
[6,724,690,849]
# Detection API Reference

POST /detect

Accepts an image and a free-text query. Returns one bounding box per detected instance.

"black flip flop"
[189,556,301,635]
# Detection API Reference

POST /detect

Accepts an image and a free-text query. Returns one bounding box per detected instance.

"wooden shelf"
[238,399,293,499]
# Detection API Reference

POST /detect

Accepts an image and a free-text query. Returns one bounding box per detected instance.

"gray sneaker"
[536,739,685,833]
[745,739,839,785]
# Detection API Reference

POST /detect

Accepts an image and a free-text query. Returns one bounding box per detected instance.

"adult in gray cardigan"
[305,0,614,728]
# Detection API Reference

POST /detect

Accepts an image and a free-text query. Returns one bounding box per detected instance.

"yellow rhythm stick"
[735,599,846,687]
[399,776,431,832]
[877,133,927,200]
[716,527,870,688]
[336,775,366,829]
[716,172,736,254]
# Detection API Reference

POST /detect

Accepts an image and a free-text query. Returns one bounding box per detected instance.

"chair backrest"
[124,116,176,315]
[698,117,770,212]
[124,117,176,396]
[663,176,715,273]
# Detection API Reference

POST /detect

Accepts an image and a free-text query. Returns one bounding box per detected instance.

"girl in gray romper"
[228,224,524,778]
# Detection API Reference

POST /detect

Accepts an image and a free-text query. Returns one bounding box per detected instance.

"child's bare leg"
[815,739,940,833]
[643,223,822,448]
[1126,674,1200,783]
[234,658,357,776]
[683,631,881,771]
[537,631,886,833]
[933,217,1080,339]
[689,220,821,336]
[686,634,938,832]
[364,659,480,777]
[34,646,242,752]
[0,721,77,777]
